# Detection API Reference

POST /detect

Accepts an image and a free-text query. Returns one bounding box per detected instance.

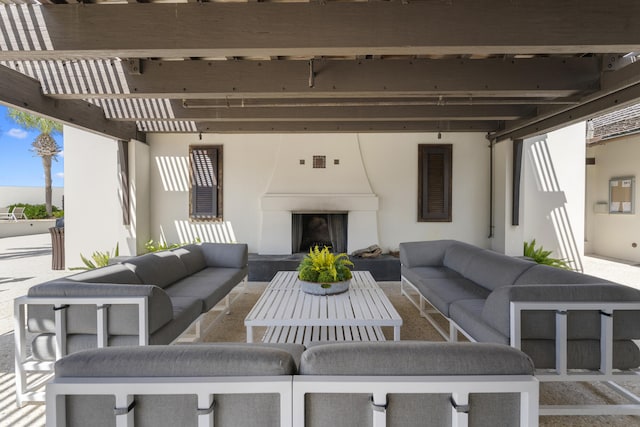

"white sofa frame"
[14,280,247,406]
[44,373,537,427]
[400,276,640,416]
[46,376,293,427]
[292,375,539,427]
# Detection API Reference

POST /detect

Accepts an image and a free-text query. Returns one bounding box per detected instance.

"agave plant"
[72,243,120,270]
[297,245,354,285]
[523,239,570,270]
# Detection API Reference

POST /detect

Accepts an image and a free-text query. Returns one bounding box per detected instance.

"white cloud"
[55,172,64,178]
[58,150,64,158]
[7,128,28,139]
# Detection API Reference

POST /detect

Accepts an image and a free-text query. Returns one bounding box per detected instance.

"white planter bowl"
[299,279,350,295]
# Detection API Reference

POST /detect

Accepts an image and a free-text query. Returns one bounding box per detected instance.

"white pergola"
[0,0,639,143]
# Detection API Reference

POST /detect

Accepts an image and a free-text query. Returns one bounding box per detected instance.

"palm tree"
[8,109,62,217]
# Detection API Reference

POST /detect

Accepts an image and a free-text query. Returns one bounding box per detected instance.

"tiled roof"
[588,103,640,143]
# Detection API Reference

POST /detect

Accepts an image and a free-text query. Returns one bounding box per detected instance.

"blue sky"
[0,104,64,187]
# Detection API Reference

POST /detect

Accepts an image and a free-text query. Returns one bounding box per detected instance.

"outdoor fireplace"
[257,136,379,255]
[292,213,348,253]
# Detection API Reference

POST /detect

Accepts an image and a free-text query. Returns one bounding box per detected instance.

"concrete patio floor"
[1,233,640,426]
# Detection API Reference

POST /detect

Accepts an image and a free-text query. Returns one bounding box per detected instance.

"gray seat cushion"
[449,299,509,345]
[165,267,248,311]
[412,277,490,316]
[402,266,460,285]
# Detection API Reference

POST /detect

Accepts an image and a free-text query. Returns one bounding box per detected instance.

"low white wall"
[0,219,56,238]
[586,133,640,263]
[148,132,492,254]
[0,186,63,209]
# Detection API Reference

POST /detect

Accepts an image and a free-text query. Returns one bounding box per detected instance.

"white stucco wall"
[491,139,524,255]
[0,186,64,209]
[521,123,586,270]
[64,126,138,268]
[130,141,151,254]
[586,133,640,263]
[148,132,492,253]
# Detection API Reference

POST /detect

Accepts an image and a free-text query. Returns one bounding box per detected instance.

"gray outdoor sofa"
[399,239,640,416]
[15,242,248,406]
[46,341,538,427]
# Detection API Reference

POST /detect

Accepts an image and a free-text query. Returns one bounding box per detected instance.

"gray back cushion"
[514,264,609,286]
[171,244,207,275]
[124,251,188,288]
[482,283,640,340]
[200,243,248,268]
[27,282,173,335]
[399,240,456,267]
[461,249,535,291]
[55,344,300,377]
[300,341,534,375]
[442,241,484,274]
[301,342,532,427]
[66,263,142,284]
[56,344,301,427]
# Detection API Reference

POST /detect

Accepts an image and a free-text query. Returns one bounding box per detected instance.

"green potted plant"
[297,245,354,295]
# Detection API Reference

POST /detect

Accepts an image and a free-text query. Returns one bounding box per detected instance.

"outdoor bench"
[399,239,640,416]
[14,242,248,406]
[46,341,538,427]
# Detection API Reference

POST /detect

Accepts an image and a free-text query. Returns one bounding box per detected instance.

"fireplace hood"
[258,136,379,255]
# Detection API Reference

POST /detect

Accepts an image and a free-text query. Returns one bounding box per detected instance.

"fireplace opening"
[292,213,348,253]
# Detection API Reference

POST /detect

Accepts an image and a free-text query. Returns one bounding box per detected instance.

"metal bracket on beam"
[604,53,638,72]
[309,59,315,88]
[126,59,142,75]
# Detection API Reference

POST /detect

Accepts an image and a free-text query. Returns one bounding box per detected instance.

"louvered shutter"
[419,144,452,222]
[190,146,220,218]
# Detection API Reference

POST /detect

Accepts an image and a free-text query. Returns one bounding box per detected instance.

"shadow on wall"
[174,220,237,244]
[156,156,189,192]
[528,136,583,272]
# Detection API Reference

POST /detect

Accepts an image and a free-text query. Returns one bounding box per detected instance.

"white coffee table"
[244,270,402,345]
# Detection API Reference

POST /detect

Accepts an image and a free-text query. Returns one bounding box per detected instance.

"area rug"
[200,281,640,427]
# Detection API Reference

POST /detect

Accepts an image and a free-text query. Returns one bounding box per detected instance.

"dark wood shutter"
[190,146,222,219]
[418,144,452,222]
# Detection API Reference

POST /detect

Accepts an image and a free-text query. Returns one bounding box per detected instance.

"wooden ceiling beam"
[492,60,640,141]
[0,65,142,142]
[46,57,600,99]
[125,102,532,121]
[194,120,500,133]
[2,1,639,59]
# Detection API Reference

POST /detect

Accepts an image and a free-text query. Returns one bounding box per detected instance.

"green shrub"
[144,238,201,253]
[145,239,181,253]
[523,239,570,269]
[8,203,62,219]
[71,243,119,270]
